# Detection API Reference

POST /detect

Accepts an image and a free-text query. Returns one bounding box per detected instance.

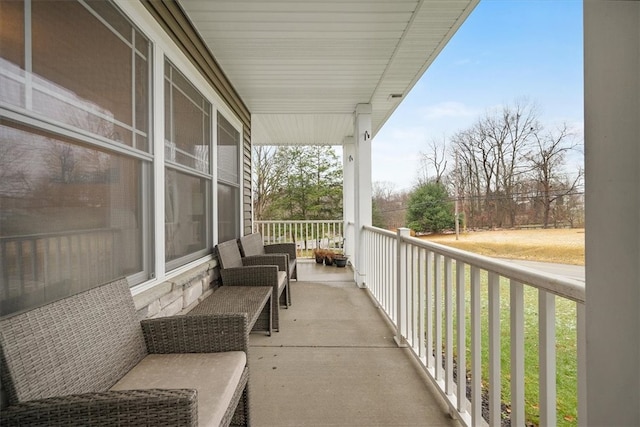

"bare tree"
[451,124,499,228]
[525,123,583,228]
[449,100,543,228]
[418,137,448,184]
[252,146,285,220]
[0,142,32,197]
[46,141,78,183]
[372,182,409,230]
[479,100,540,226]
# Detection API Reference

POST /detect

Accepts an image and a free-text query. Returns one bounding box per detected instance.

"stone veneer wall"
[133,259,220,319]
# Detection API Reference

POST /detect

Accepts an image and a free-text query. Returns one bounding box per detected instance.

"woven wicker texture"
[0,279,251,426]
[217,239,291,306]
[0,278,147,405]
[0,389,198,427]
[241,255,292,306]
[141,313,249,355]
[220,265,285,331]
[239,233,298,280]
[189,286,272,335]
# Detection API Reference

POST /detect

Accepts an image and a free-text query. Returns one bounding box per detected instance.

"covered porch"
[249,260,459,426]
[1,1,638,426]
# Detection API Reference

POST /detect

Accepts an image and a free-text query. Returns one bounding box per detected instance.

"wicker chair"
[0,279,250,427]
[239,232,298,281]
[216,239,289,331]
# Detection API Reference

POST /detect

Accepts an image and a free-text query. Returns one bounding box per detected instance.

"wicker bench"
[0,278,251,427]
[189,285,272,336]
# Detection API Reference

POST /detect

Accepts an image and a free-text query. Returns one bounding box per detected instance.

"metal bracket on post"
[394,227,411,347]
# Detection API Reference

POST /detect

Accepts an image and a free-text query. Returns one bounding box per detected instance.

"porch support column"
[353,104,372,287]
[584,2,639,426]
[343,137,355,261]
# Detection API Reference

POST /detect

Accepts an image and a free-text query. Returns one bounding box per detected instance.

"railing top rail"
[363,226,396,239]
[0,227,120,242]
[363,225,585,303]
[254,220,343,224]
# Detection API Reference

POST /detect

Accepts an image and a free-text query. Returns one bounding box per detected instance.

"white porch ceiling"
[178,0,478,145]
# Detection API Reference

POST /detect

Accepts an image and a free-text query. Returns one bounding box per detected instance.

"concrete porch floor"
[248,260,462,426]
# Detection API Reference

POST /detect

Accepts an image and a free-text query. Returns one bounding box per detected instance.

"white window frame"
[1,0,155,287]
[115,0,245,291]
[1,0,247,295]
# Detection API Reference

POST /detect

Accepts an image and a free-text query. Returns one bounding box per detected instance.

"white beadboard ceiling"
[178,0,478,145]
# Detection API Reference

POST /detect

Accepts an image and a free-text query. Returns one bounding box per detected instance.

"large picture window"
[217,112,241,242]
[1,0,246,316]
[0,123,148,315]
[0,0,151,152]
[164,60,212,268]
[0,0,151,316]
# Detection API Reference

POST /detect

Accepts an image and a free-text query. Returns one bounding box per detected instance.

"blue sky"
[372,0,584,191]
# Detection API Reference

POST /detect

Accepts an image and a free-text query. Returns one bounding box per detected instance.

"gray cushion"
[216,240,244,269]
[277,271,287,291]
[110,352,246,427]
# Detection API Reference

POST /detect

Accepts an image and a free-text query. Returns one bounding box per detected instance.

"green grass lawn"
[433,267,578,426]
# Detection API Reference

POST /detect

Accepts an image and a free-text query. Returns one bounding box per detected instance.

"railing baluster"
[510,280,525,426]
[411,245,419,349]
[470,266,482,425]
[42,239,49,288]
[488,272,501,427]
[427,251,435,369]
[395,228,407,346]
[31,239,38,286]
[392,235,398,324]
[456,260,467,414]
[539,289,557,427]
[0,241,7,293]
[445,256,454,396]
[16,241,24,292]
[408,245,412,345]
[577,302,587,427]
[418,248,426,361]
[436,256,447,380]
[57,236,63,286]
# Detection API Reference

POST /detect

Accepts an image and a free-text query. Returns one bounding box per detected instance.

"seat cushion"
[110,352,246,427]
[277,271,287,293]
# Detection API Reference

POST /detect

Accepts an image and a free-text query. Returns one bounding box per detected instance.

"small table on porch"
[188,285,273,336]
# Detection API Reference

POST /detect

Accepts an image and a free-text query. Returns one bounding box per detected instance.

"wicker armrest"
[265,243,297,260]
[220,265,279,287]
[141,313,248,354]
[242,254,288,271]
[0,389,197,427]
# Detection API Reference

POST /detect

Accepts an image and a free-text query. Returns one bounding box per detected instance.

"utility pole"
[455,151,459,240]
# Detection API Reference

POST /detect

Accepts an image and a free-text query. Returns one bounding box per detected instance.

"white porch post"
[353,104,372,287]
[343,137,355,261]
[584,2,639,426]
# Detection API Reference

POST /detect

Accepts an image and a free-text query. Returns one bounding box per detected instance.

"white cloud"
[454,58,473,66]
[421,102,480,120]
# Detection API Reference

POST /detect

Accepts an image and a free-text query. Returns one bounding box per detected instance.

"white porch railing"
[253,220,344,257]
[362,226,586,427]
[1,228,120,314]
